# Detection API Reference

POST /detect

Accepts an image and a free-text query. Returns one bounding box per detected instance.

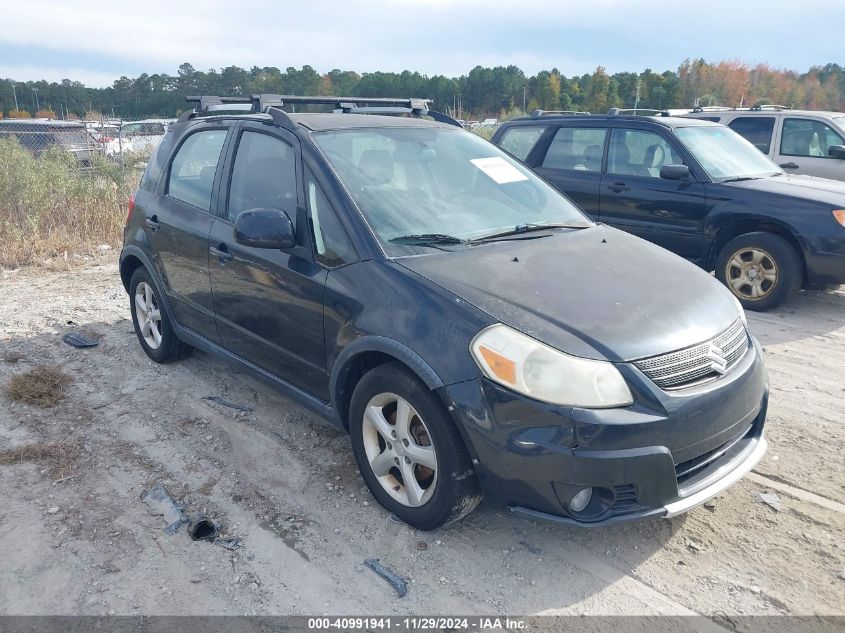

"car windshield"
[312,126,591,250]
[674,126,782,181]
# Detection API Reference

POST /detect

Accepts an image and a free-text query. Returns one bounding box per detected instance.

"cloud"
[2,0,843,84]
[0,65,123,88]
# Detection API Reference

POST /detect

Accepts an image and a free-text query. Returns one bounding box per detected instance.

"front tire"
[349,362,481,530]
[129,268,191,363]
[715,232,801,311]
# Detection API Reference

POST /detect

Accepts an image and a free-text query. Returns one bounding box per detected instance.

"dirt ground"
[0,254,843,623]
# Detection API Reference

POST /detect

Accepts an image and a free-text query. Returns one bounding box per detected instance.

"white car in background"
[105,119,173,159]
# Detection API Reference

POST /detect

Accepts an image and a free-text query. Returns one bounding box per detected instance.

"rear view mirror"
[828,145,845,159]
[660,164,690,180]
[235,208,296,250]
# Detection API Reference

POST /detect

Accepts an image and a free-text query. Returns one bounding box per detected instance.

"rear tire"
[349,362,481,531]
[129,268,191,363]
[715,232,801,311]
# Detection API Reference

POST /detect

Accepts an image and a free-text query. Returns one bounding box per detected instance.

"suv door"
[530,125,607,218]
[599,127,711,262]
[208,124,329,399]
[149,125,230,341]
[775,116,845,180]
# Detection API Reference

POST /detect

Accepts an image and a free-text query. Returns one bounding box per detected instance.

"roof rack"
[178,95,462,129]
[690,105,733,113]
[608,108,670,117]
[749,104,791,111]
[530,109,590,118]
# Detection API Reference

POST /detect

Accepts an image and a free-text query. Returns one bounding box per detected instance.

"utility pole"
[634,79,641,111]
[523,85,527,112]
[33,88,40,112]
[11,80,18,110]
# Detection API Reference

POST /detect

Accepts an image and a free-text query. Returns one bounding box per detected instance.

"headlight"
[733,295,747,326]
[470,324,633,408]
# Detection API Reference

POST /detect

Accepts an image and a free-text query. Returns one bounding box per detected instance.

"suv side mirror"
[234,208,296,250]
[828,145,845,159]
[660,164,690,180]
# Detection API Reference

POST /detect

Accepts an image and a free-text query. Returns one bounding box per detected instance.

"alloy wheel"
[134,281,163,349]
[726,247,778,301]
[361,392,438,507]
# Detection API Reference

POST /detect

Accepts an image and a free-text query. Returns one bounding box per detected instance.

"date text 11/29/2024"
[308,617,528,630]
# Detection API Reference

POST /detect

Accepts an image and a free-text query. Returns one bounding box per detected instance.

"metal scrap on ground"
[141,482,186,534]
[202,396,253,412]
[62,332,99,348]
[364,558,408,598]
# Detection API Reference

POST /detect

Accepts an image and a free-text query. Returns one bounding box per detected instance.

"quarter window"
[167,130,227,211]
[781,118,845,158]
[498,126,546,161]
[228,131,297,223]
[542,127,607,171]
[306,170,354,267]
[727,117,775,153]
[608,129,681,178]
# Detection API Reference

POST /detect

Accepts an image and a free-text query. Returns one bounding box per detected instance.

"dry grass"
[0,138,146,269]
[0,442,81,478]
[1,350,25,363]
[4,365,72,407]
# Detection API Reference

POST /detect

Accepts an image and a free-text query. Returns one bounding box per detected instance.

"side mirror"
[660,164,690,180]
[234,208,296,250]
[828,145,845,159]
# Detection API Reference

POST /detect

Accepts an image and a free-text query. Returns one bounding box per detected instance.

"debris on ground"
[758,493,783,512]
[364,559,408,598]
[685,538,706,552]
[201,396,253,413]
[62,332,99,349]
[187,514,218,541]
[215,537,243,551]
[142,483,186,534]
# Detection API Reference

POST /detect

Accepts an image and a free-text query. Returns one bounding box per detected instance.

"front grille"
[634,319,749,390]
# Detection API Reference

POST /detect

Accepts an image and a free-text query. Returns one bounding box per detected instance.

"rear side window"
[781,118,845,158]
[498,126,545,161]
[728,117,775,153]
[167,130,227,211]
[542,127,607,171]
[227,131,297,223]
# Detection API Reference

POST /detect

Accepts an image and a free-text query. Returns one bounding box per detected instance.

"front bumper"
[443,336,768,526]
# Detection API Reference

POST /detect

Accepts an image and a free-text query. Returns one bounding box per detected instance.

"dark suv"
[121,95,767,530]
[492,113,845,310]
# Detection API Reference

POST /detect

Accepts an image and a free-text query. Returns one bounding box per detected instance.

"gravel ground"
[0,255,843,622]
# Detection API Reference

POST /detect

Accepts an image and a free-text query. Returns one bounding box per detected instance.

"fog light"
[568,487,593,513]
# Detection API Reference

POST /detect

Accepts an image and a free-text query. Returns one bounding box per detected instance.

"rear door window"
[727,117,775,153]
[781,118,845,158]
[541,127,607,171]
[166,129,228,211]
[498,126,546,161]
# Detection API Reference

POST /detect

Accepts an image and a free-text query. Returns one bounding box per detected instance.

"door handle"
[779,162,799,169]
[209,245,233,263]
[607,182,630,193]
[145,216,160,231]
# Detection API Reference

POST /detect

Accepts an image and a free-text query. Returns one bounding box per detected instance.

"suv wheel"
[129,268,191,362]
[349,362,481,530]
[715,232,801,311]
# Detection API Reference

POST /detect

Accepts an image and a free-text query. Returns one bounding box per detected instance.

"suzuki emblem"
[707,343,728,375]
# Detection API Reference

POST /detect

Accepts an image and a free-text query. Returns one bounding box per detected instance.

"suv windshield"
[675,126,782,181]
[312,126,591,249]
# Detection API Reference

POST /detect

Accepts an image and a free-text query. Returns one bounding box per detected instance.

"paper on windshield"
[470,157,529,184]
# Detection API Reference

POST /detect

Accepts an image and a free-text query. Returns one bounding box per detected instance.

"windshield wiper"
[389,233,469,246]
[473,223,588,242]
[721,176,759,183]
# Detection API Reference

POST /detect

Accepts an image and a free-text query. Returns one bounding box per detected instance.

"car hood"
[397,226,740,362]
[725,174,845,206]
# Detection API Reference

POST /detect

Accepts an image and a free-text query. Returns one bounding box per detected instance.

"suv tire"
[129,268,191,363]
[349,362,481,530]
[715,232,801,311]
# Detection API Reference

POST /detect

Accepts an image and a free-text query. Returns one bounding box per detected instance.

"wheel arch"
[705,217,807,282]
[119,246,180,327]
[330,337,445,431]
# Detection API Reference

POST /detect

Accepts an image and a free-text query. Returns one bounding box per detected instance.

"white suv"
[682,106,845,181]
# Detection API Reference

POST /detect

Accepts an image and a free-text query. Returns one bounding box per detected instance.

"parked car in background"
[0,119,96,166]
[492,113,845,310]
[106,119,173,158]
[121,94,768,530]
[681,106,845,181]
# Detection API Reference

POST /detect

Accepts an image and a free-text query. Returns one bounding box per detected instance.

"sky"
[2,0,843,87]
